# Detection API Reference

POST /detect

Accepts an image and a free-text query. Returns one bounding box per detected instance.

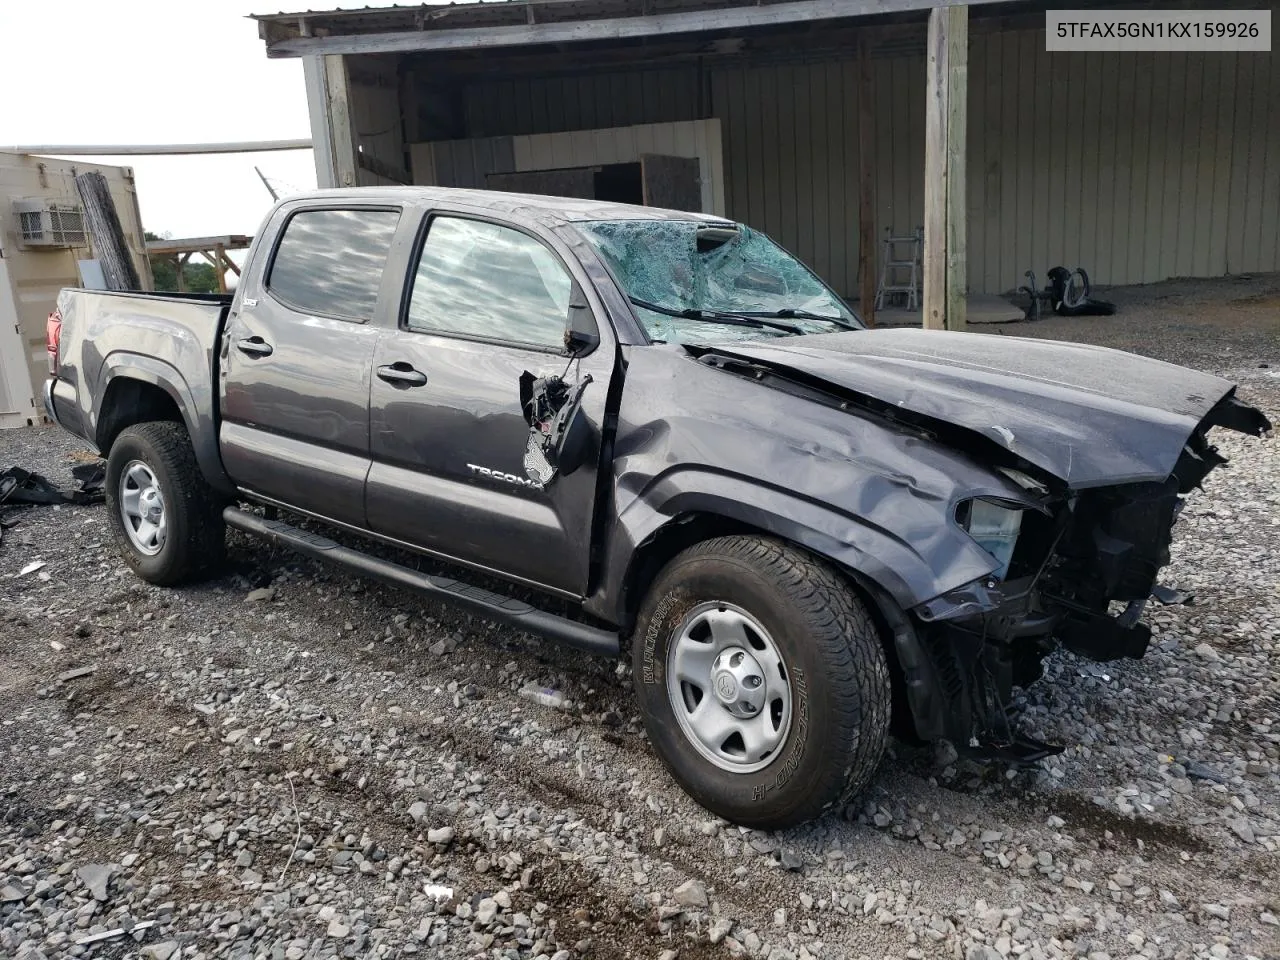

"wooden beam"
[304,54,339,188]
[857,30,876,328]
[265,0,1003,58]
[145,234,251,256]
[922,4,967,331]
[325,55,359,188]
[945,6,968,332]
[214,244,228,294]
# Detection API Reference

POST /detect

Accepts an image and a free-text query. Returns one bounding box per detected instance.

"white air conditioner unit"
[13,198,88,249]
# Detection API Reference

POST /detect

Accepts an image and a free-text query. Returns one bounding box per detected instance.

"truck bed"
[46,288,234,490]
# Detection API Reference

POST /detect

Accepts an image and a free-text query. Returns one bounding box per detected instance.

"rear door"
[220,203,402,526]
[365,209,616,596]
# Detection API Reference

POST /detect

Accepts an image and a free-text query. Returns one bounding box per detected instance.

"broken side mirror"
[519,370,596,485]
[564,283,600,357]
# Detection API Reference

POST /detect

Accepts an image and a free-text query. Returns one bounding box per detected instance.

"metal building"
[0,153,151,428]
[254,0,1280,324]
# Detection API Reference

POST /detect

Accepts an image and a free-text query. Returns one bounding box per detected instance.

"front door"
[365,213,614,596]
[220,204,402,526]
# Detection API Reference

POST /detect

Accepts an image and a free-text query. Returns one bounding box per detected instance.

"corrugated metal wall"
[465,66,705,137]
[969,32,1280,292]
[454,57,923,295]
[425,27,1279,296]
[412,120,727,215]
[349,55,406,186]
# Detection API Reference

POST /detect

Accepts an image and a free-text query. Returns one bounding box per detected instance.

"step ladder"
[874,226,923,311]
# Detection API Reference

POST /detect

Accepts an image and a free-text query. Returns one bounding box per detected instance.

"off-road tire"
[632,535,891,829]
[105,421,225,586]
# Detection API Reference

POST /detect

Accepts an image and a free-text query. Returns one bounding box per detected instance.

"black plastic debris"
[0,463,106,547]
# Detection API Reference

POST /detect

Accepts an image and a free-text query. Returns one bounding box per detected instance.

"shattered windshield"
[576,219,861,343]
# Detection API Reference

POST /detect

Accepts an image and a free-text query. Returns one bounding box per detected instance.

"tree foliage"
[146,231,220,293]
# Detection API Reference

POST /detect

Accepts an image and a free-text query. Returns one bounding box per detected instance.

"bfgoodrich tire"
[105,421,225,586]
[632,536,891,829]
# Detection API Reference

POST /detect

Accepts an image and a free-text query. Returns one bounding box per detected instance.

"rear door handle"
[236,336,273,357]
[377,363,428,387]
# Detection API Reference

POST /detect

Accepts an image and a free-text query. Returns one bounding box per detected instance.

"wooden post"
[74,171,142,291]
[176,253,189,293]
[857,31,876,328]
[214,243,228,293]
[325,54,359,188]
[304,54,339,188]
[922,4,968,331]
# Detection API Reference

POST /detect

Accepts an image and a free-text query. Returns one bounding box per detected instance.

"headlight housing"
[957,498,1023,579]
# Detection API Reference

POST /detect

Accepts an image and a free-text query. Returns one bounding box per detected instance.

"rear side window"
[267,208,400,320]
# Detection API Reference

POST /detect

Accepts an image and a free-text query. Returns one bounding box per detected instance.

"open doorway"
[592,162,642,204]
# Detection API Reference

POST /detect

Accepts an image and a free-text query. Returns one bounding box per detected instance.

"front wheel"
[632,536,891,829]
[105,421,225,586]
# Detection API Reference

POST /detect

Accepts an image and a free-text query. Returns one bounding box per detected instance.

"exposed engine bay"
[689,336,1272,763]
[900,394,1271,762]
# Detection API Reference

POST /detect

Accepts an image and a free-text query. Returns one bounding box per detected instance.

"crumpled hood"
[702,328,1254,489]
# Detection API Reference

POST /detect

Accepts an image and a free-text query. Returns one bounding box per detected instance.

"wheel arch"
[95,355,233,494]
[597,474,949,743]
[598,470,938,630]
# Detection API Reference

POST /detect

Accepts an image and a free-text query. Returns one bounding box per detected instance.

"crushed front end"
[904,394,1271,762]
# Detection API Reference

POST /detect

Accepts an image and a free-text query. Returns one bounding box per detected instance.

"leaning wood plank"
[74,172,141,291]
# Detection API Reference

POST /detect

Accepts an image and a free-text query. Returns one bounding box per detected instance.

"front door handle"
[236,336,273,357]
[377,363,428,387]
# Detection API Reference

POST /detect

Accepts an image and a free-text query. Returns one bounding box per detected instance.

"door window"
[406,216,572,350]
[266,208,400,321]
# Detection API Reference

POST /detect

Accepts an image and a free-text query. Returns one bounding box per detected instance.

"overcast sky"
[0,0,321,238]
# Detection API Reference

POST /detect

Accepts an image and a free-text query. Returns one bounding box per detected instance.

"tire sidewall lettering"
[642,590,689,685]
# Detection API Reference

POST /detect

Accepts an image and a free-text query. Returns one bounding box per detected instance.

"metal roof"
[252,0,1006,58]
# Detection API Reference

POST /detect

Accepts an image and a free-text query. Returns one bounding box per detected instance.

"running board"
[222,506,620,657]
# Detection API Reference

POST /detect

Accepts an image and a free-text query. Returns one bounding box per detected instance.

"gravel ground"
[1,274,1277,960]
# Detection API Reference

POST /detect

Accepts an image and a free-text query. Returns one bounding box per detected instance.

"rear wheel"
[632,535,891,829]
[105,422,225,585]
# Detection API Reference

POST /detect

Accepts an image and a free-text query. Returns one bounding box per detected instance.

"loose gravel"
[1,275,1277,960]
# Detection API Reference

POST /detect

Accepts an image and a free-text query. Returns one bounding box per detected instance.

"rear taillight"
[46,309,62,376]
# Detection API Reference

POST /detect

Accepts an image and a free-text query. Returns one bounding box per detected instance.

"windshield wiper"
[629,297,805,336]
[736,308,860,331]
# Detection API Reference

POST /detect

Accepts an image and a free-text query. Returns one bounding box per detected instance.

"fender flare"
[596,467,971,625]
[95,352,233,494]
[594,467,973,742]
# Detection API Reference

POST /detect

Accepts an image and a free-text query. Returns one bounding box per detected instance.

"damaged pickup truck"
[45,187,1269,828]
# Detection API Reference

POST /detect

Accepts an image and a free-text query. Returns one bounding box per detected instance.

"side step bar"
[222,506,620,657]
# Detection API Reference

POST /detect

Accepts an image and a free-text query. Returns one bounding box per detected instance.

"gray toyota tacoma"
[45,187,1270,829]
